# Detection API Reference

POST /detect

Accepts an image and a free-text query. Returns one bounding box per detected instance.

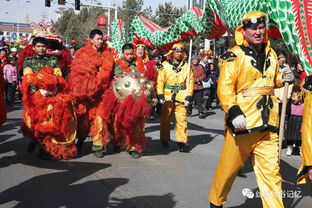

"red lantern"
[97,16,107,29]
[70,40,77,44]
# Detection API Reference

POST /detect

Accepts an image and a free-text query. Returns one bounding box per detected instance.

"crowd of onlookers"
[275,50,307,157]
[0,43,21,107]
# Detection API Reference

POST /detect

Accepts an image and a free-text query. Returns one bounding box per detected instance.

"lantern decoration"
[97,16,107,29]
[70,40,77,44]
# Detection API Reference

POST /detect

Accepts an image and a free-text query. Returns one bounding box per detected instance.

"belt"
[242,87,274,97]
[164,84,186,91]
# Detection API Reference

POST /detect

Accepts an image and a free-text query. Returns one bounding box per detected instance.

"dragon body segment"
[111,0,312,74]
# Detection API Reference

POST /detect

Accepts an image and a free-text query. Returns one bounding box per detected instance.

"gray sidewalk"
[0,103,311,208]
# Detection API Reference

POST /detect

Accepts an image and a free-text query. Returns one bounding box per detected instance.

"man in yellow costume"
[296,75,312,184]
[157,43,194,152]
[208,11,294,208]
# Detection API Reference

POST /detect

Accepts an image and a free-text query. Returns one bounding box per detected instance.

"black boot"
[38,148,51,160]
[237,169,247,178]
[210,202,223,208]
[129,149,141,159]
[199,112,205,119]
[177,142,189,152]
[161,140,169,147]
[76,138,85,152]
[113,144,121,153]
[27,141,37,153]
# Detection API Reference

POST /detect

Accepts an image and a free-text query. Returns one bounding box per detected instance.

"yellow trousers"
[160,103,188,144]
[209,130,284,208]
[92,115,104,147]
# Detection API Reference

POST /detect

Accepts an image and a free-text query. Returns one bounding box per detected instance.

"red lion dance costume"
[21,67,77,160]
[69,39,114,153]
[0,66,6,126]
[95,56,157,158]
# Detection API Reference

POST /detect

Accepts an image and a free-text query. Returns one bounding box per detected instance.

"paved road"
[0,102,311,208]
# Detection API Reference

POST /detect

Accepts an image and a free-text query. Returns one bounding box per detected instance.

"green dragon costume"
[111,0,312,75]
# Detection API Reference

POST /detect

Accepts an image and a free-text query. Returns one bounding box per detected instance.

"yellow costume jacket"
[157,60,194,103]
[297,75,312,184]
[217,42,284,135]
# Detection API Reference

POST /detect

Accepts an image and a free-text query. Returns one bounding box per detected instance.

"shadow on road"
[228,159,312,207]
[0,161,115,207]
[109,193,176,208]
[0,160,176,208]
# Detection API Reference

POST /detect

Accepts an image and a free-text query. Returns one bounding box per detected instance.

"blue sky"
[0,0,187,24]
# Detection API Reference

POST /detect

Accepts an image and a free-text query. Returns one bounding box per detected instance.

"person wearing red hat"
[209,11,294,208]
[157,43,194,152]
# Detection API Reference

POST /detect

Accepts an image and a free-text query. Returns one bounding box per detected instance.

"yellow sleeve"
[217,56,239,113]
[23,58,33,76]
[157,65,165,95]
[23,67,33,76]
[53,67,62,77]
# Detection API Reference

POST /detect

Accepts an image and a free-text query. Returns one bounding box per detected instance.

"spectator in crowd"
[285,87,304,156]
[69,47,76,59]
[274,50,293,112]
[9,47,18,59]
[203,63,218,111]
[0,48,7,69]
[188,55,205,118]
[294,62,307,85]
[3,56,18,107]
[199,54,209,67]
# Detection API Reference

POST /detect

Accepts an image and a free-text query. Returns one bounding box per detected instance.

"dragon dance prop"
[111,0,312,75]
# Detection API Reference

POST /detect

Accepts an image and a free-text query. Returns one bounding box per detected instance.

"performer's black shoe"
[199,113,205,119]
[177,142,189,152]
[129,150,141,159]
[38,148,50,160]
[76,138,85,152]
[27,141,37,153]
[210,202,223,208]
[237,169,247,178]
[113,144,121,153]
[161,140,169,148]
[93,150,105,158]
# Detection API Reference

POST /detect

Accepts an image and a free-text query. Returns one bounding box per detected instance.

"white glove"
[39,88,58,97]
[184,100,190,107]
[159,99,165,104]
[232,115,247,129]
[282,67,295,83]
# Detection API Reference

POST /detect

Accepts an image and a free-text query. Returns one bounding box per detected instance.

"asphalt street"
[0,102,311,208]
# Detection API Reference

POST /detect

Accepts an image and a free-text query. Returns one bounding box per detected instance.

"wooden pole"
[186,36,193,93]
[278,82,289,164]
